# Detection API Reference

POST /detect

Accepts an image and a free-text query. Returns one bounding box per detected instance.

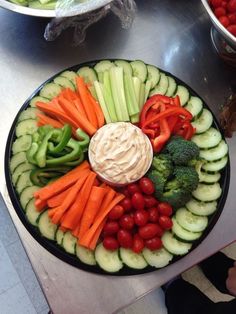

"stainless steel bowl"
[201,0,236,50]
[0,0,112,18]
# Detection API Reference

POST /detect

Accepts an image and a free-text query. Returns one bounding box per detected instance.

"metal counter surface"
[0,1,236,313]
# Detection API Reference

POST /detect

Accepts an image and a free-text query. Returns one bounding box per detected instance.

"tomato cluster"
[209,0,236,36]
[101,177,173,253]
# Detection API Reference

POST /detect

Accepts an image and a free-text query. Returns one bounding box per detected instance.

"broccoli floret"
[165,136,200,165]
[161,189,191,209]
[173,166,199,192]
[147,170,166,199]
[152,154,173,179]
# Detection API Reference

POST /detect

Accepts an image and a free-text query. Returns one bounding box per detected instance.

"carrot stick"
[49,173,89,224]
[76,77,98,129]
[36,101,79,130]
[73,98,87,117]
[47,187,73,208]
[89,220,106,250]
[60,88,78,102]
[34,198,47,212]
[60,226,67,232]
[58,97,97,136]
[61,172,97,230]
[88,93,105,128]
[34,161,90,200]
[36,113,64,129]
[78,186,107,239]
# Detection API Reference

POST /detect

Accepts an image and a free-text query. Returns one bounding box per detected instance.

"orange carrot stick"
[89,220,106,250]
[34,198,47,212]
[61,172,97,230]
[76,77,98,128]
[88,93,105,128]
[47,187,73,208]
[78,186,107,239]
[36,113,64,129]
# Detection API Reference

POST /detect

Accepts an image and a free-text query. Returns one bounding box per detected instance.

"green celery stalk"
[139,82,145,110]
[124,73,139,117]
[103,71,118,122]
[133,77,141,108]
[144,80,152,102]
[94,81,112,123]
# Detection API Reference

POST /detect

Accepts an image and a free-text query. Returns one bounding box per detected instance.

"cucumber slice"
[142,247,173,268]
[186,198,217,216]
[76,245,96,266]
[192,183,222,202]
[184,96,203,119]
[165,76,177,97]
[60,70,78,86]
[114,60,132,76]
[149,73,168,96]
[16,119,38,137]
[39,83,62,100]
[62,231,77,255]
[175,85,189,106]
[130,60,147,83]
[119,248,147,269]
[162,231,192,255]
[202,155,228,172]
[147,65,160,89]
[12,135,32,155]
[94,60,114,73]
[175,207,208,233]
[144,80,152,102]
[54,76,75,91]
[20,185,40,210]
[16,170,33,194]
[56,229,65,246]
[191,109,213,134]
[200,140,228,161]
[191,127,222,149]
[12,162,35,186]
[18,108,39,122]
[77,66,98,84]
[199,170,221,183]
[25,198,41,226]
[29,96,49,108]
[10,152,27,173]
[95,243,123,273]
[38,210,57,241]
[172,217,202,242]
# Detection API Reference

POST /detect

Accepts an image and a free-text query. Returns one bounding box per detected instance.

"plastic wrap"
[44,0,136,45]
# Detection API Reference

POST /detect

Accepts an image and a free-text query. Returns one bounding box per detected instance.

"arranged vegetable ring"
[5,59,230,275]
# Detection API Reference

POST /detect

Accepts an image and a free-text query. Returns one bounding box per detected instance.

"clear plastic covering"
[44,0,136,45]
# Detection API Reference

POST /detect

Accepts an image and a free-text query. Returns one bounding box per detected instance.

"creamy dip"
[88,122,153,185]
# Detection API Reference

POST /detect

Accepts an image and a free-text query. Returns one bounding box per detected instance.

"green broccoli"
[147,169,166,199]
[161,189,191,210]
[164,136,200,165]
[151,154,173,179]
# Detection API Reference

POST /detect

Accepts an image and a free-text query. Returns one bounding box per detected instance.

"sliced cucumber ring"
[198,170,221,183]
[142,247,173,268]
[20,185,40,210]
[18,108,38,122]
[77,66,98,84]
[15,119,38,137]
[62,231,77,255]
[76,244,96,266]
[10,152,27,173]
[186,198,217,216]
[162,231,192,255]
[200,140,228,161]
[147,64,160,89]
[29,96,49,107]
[191,109,213,134]
[12,135,32,155]
[120,248,147,269]
[191,127,222,149]
[16,170,33,195]
[38,210,57,241]
[202,155,228,172]
[165,76,177,97]
[184,96,203,119]
[95,243,123,273]
[149,72,169,96]
[54,76,75,91]
[175,208,208,233]
[60,70,78,85]
[25,198,41,227]
[130,60,147,82]
[172,217,202,242]
[175,85,189,106]
[192,183,222,202]
[56,229,65,246]
[39,82,62,100]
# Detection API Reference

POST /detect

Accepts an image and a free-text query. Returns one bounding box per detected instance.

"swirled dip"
[88,122,153,185]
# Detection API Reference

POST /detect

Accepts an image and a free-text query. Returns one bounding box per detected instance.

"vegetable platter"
[5,59,230,275]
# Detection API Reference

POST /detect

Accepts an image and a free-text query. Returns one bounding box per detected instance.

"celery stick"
[103,71,118,122]
[144,80,152,102]
[133,77,141,107]
[131,114,139,123]
[124,73,139,117]
[109,67,129,122]
[88,86,98,101]
[94,81,111,123]
[139,82,145,110]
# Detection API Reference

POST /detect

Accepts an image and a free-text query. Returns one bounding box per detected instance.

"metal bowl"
[201,0,236,50]
[0,0,112,18]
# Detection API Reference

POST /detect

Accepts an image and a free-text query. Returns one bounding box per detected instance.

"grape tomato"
[148,207,159,223]
[127,183,141,195]
[117,229,133,248]
[131,192,145,210]
[138,177,155,195]
[159,216,173,230]
[103,221,119,235]
[132,234,145,253]
[158,202,173,216]
[103,237,119,251]
[119,214,135,230]
[120,197,132,212]
[108,205,124,220]
[143,195,158,208]
[145,237,162,251]
[134,210,149,226]
[139,223,162,239]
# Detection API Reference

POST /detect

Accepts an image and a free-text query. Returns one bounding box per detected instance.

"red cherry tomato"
[139,223,162,239]
[122,189,131,198]
[108,205,124,220]
[157,202,173,217]
[214,7,226,17]
[145,237,162,251]
[227,0,236,13]
[143,195,158,208]
[119,214,135,230]
[211,0,223,8]
[219,15,230,27]
[159,216,173,230]
[148,207,159,223]
[134,210,149,226]
[127,183,141,195]
[117,229,133,248]
[132,234,145,253]
[103,237,119,251]
[228,13,236,24]
[103,221,119,235]
[227,24,236,35]
[131,192,145,210]
[138,177,155,195]
[120,197,132,212]
[221,1,227,8]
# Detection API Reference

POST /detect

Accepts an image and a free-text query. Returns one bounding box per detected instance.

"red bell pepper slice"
[150,118,171,152]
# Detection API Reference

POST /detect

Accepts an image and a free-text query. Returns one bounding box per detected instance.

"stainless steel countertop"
[1,1,236,313]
